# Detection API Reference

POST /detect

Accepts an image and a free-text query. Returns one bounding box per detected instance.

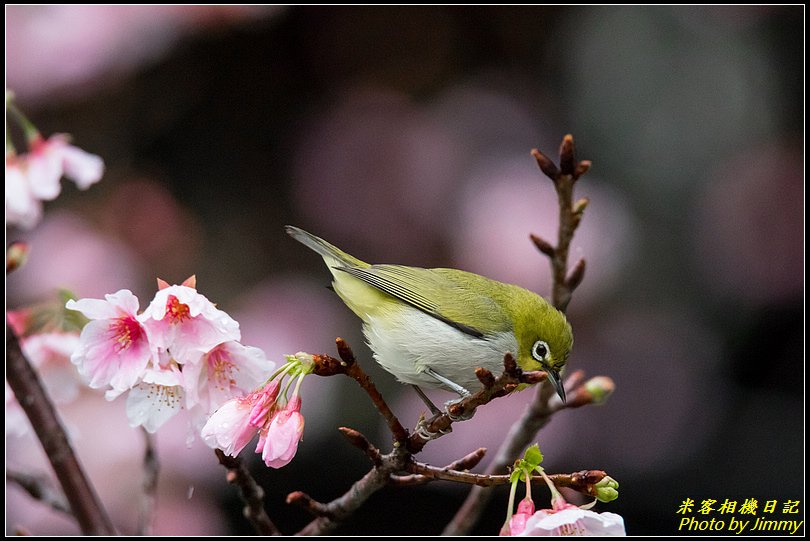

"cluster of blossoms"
[6,294,87,436]
[501,445,625,536]
[66,276,275,437]
[6,92,104,229]
[202,352,314,468]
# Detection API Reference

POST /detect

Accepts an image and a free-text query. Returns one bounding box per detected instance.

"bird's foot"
[443,397,476,422]
[414,416,452,440]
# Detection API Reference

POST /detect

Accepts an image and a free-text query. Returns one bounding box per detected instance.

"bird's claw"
[444,398,475,422]
[414,417,452,440]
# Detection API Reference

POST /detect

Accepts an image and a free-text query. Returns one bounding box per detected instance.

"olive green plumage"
[286,226,572,401]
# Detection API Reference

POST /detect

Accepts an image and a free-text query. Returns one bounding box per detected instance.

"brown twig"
[137,428,159,535]
[295,344,520,535]
[407,354,547,454]
[530,134,591,312]
[7,469,72,516]
[403,461,610,496]
[312,338,409,444]
[338,427,382,466]
[295,351,554,534]
[5,328,116,535]
[290,445,410,535]
[444,135,595,535]
[389,448,488,486]
[214,449,281,536]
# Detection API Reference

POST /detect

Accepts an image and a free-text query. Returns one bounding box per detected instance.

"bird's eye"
[532,340,550,362]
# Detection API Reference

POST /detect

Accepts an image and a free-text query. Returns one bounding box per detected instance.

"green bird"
[286,226,572,406]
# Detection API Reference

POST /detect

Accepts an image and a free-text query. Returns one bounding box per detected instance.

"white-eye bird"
[286,226,572,404]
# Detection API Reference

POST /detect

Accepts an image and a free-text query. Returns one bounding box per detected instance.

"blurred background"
[5,5,803,535]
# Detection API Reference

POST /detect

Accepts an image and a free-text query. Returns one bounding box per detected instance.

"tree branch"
[406,354,547,454]
[7,469,72,516]
[443,135,595,535]
[290,446,410,535]
[530,134,591,312]
[312,338,410,444]
[389,448,488,486]
[404,461,610,496]
[137,428,159,535]
[338,427,382,466]
[5,328,116,535]
[214,449,281,536]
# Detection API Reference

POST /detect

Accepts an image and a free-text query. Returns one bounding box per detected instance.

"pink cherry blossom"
[256,396,305,469]
[201,380,282,456]
[5,155,42,229]
[516,505,626,536]
[28,134,105,194]
[183,341,275,416]
[125,364,185,433]
[515,470,626,537]
[138,284,240,361]
[6,382,30,437]
[506,498,536,536]
[66,289,153,391]
[19,331,85,404]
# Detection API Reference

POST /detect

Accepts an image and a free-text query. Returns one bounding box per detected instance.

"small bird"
[286,226,572,406]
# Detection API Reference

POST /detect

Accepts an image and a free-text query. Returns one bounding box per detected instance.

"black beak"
[546,369,566,403]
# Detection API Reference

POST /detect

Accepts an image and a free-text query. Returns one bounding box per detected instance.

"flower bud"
[585,376,615,405]
[594,476,619,503]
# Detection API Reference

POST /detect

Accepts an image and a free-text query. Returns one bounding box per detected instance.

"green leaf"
[523,444,544,470]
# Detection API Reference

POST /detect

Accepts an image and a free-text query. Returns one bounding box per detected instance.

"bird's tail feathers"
[285,225,366,268]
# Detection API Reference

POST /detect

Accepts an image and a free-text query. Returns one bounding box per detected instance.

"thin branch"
[7,469,72,516]
[530,134,591,312]
[390,448,488,486]
[313,338,410,444]
[405,461,610,496]
[214,449,281,536]
[302,347,555,534]
[5,328,116,535]
[407,354,547,454]
[444,135,594,535]
[137,428,159,536]
[338,427,382,466]
[290,445,410,535]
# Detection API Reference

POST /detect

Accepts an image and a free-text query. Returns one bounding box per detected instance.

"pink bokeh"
[7,210,145,305]
[6,5,278,104]
[454,158,636,303]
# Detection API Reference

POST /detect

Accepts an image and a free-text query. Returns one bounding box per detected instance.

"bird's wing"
[335,265,509,338]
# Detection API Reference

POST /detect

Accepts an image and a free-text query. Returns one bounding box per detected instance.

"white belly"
[363,306,518,393]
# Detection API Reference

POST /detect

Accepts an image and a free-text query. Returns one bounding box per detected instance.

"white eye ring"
[532,340,550,362]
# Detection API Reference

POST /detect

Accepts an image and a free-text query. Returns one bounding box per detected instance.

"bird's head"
[510,291,573,402]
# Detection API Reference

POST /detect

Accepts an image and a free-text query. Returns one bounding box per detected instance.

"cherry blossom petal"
[67,290,151,391]
[200,398,256,456]
[259,397,304,469]
[507,498,536,536]
[518,507,626,536]
[126,367,185,433]
[20,332,84,403]
[5,160,42,229]
[6,382,30,437]
[58,142,105,188]
[26,141,63,200]
[186,342,274,413]
[139,285,240,359]
[66,288,140,320]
